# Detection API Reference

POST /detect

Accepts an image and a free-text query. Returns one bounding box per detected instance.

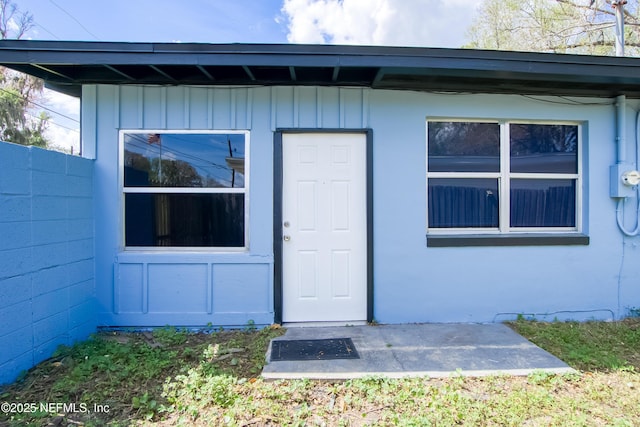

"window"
[427,120,580,234]
[121,131,248,249]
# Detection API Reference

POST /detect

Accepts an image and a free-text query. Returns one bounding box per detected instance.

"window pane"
[428,122,500,172]
[510,179,576,227]
[428,178,499,228]
[510,124,578,173]
[124,133,245,188]
[125,193,244,247]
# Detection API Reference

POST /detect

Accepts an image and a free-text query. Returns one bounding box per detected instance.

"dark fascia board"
[2,40,640,97]
[2,39,640,70]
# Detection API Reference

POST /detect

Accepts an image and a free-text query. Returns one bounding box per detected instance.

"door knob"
[283,235,291,241]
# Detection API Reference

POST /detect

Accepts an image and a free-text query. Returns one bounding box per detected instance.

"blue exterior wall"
[85,84,640,327]
[369,90,640,323]
[0,142,95,384]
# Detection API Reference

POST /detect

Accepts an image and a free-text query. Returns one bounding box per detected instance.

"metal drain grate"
[270,338,360,361]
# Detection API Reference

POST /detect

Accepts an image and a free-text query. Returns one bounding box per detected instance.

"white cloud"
[7,18,20,34]
[44,89,80,118]
[281,0,483,48]
[45,122,80,155]
[42,89,81,154]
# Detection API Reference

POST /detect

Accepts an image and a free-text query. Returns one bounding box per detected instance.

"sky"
[12,0,484,152]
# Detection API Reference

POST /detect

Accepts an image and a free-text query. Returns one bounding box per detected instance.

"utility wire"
[521,94,614,106]
[0,87,80,123]
[33,22,61,40]
[48,120,80,133]
[24,110,80,133]
[10,2,61,40]
[48,0,101,41]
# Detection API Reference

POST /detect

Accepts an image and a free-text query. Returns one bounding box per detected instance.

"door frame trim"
[273,129,374,324]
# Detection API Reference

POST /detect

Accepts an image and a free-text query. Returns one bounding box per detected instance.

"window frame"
[426,119,582,235]
[119,129,250,252]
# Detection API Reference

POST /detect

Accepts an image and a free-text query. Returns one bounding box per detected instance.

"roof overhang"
[1,40,640,98]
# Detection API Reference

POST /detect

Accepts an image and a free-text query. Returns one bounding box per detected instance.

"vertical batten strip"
[362,89,370,128]
[113,263,120,314]
[231,90,237,129]
[339,88,345,128]
[293,87,299,128]
[207,264,213,314]
[240,88,247,129]
[114,86,121,129]
[246,89,253,129]
[137,86,143,128]
[207,88,214,129]
[270,87,276,131]
[316,87,322,127]
[142,263,149,314]
[161,87,167,129]
[184,87,191,128]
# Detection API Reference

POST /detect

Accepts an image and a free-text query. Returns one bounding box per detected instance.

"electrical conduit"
[615,95,640,236]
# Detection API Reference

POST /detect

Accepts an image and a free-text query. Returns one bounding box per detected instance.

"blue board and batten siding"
[85,85,371,327]
[84,84,640,327]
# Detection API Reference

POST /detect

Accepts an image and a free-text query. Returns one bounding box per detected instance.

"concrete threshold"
[261,323,574,380]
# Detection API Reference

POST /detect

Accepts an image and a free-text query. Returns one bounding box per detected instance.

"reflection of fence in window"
[428,184,575,229]
[125,193,245,247]
[162,194,244,247]
[428,185,499,228]
[155,194,171,246]
[510,183,575,228]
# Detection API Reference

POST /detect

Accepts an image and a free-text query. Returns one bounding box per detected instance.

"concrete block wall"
[0,142,96,384]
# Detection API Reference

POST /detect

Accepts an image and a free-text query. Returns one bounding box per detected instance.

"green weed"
[132,392,159,421]
[2,321,640,426]
[0,327,284,426]
[626,306,640,318]
[243,319,257,332]
[508,318,640,371]
[152,326,189,346]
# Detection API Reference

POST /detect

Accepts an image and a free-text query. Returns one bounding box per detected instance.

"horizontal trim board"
[123,187,245,194]
[426,234,589,247]
[122,247,248,252]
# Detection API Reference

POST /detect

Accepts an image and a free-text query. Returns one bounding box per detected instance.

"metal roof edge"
[1,39,638,66]
[2,40,640,98]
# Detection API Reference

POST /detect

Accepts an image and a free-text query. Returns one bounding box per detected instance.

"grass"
[0,319,638,426]
[507,318,640,372]
[0,325,285,426]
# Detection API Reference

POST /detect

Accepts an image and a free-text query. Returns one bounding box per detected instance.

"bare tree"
[465,0,640,56]
[0,0,33,39]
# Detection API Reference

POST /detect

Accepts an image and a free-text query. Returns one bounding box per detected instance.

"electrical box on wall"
[610,163,639,198]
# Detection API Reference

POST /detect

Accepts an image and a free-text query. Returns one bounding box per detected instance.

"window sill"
[426,233,589,247]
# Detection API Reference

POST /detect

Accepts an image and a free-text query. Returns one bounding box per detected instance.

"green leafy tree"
[0,0,50,147]
[124,150,206,187]
[466,0,640,56]
[150,158,204,187]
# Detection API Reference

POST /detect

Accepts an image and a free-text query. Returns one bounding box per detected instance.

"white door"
[282,133,367,323]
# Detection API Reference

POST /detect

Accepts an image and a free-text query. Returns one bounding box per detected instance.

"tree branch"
[564,39,640,49]
[555,0,615,17]
[0,0,33,40]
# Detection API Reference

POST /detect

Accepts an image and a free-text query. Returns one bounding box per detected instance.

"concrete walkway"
[262,323,573,380]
